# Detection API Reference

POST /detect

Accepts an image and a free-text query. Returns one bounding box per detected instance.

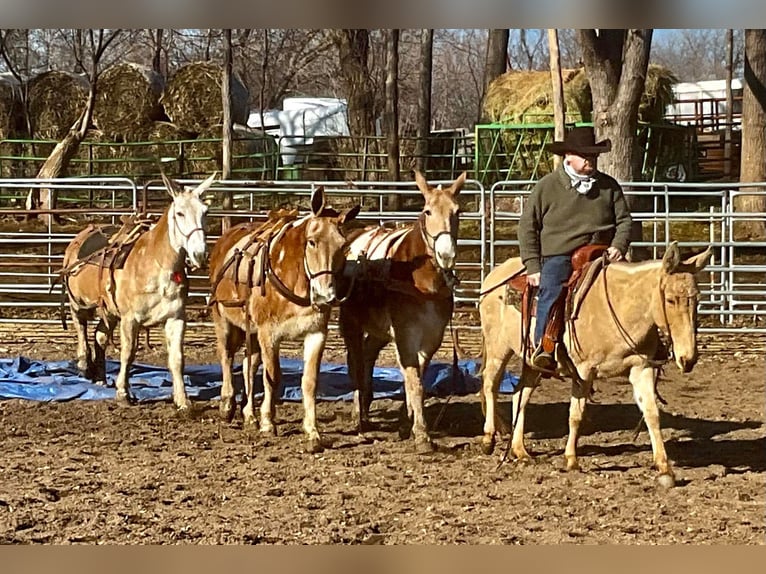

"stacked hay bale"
[483,64,676,125]
[93,63,167,141]
[186,124,278,179]
[0,73,26,178]
[160,61,249,134]
[27,70,89,140]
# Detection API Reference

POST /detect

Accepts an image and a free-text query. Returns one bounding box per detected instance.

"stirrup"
[529,344,557,373]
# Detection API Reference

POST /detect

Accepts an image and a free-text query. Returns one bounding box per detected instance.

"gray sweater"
[518,164,633,274]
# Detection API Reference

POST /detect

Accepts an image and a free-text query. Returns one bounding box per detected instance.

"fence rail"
[0,176,764,335]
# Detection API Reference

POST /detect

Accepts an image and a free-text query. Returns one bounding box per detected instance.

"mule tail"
[59,274,69,331]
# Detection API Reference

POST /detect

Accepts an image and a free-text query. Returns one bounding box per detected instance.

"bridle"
[170,202,206,266]
[417,210,460,291]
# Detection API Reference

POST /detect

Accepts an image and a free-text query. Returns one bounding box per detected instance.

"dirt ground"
[0,329,763,545]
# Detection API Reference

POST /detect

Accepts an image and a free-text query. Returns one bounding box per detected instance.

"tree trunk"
[414,29,433,173]
[334,29,376,138]
[579,29,653,260]
[547,29,566,170]
[384,29,400,184]
[738,29,766,239]
[481,29,509,122]
[221,28,234,234]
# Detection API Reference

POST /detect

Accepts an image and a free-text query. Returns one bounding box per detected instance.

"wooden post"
[724,28,734,179]
[547,29,566,169]
[221,29,234,234]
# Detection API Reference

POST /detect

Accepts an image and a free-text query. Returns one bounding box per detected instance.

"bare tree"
[651,29,744,81]
[578,29,653,258]
[414,29,433,173]
[332,29,376,137]
[384,29,400,182]
[481,29,509,120]
[738,29,766,238]
[26,29,122,222]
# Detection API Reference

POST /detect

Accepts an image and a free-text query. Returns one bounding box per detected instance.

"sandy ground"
[0,329,763,545]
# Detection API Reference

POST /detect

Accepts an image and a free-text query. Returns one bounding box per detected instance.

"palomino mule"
[60,173,216,410]
[208,187,359,453]
[478,242,713,487]
[339,170,467,453]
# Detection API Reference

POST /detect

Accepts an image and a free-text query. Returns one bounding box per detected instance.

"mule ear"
[192,171,218,197]
[451,171,467,196]
[310,186,326,216]
[662,241,681,273]
[161,172,182,198]
[682,245,714,273]
[414,170,431,196]
[338,203,361,224]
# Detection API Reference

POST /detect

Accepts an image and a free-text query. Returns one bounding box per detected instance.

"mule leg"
[342,319,367,432]
[241,335,262,428]
[213,307,242,422]
[114,317,139,405]
[72,308,94,378]
[165,317,191,412]
[564,372,595,472]
[93,315,117,385]
[630,365,675,487]
[393,339,433,454]
[258,329,280,436]
[480,344,514,456]
[301,330,327,454]
[510,367,539,463]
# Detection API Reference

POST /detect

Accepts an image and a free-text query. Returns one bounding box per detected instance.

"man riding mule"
[518,126,632,373]
[479,241,713,488]
[59,173,216,411]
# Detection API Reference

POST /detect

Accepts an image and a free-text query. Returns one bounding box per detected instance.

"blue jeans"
[534,255,572,346]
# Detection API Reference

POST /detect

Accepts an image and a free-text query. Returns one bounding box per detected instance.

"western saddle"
[507,244,609,375]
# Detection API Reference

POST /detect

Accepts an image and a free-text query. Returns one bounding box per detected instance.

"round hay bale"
[483,68,592,125]
[93,63,167,141]
[185,124,278,179]
[161,61,249,134]
[147,121,197,176]
[0,72,25,140]
[27,70,89,139]
[484,65,678,126]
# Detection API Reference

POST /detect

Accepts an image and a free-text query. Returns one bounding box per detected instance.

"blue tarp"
[0,356,519,403]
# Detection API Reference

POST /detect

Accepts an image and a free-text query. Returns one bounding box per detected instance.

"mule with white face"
[61,173,215,411]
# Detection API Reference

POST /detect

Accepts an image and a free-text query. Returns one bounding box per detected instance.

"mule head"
[305,186,360,308]
[656,242,713,373]
[414,170,467,270]
[162,172,216,270]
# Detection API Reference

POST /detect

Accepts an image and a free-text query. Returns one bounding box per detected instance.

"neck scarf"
[563,160,597,194]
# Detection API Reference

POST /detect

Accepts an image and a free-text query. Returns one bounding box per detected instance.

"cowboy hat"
[545,126,612,156]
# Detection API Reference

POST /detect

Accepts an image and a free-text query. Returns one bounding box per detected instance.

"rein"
[601,263,669,369]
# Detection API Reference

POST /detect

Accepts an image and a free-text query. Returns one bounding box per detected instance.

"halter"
[170,204,206,267]
[417,211,460,291]
[264,221,344,309]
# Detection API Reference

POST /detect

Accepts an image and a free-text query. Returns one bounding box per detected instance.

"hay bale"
[27,70,89,139]
[147,121,197,176]
[483,68,592,125]
[160,61,249,134]
[185,124,278,179]
[639,64,678,123]
[0,72,25,140]
[93,63,167,141]
[483,65,677,125]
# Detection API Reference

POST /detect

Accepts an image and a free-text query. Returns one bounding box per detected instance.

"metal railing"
[1,176,764,333]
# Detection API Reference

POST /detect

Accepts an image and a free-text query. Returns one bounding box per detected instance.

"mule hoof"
[480,435,496,456]
[219,400,236,423]
[260,425,277,437]
[565,457,581,472]
[415,438,435,455]
[398,425,412,441]
[115,393,134,406]
[306,437,325,454]
[656,473,676,489]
